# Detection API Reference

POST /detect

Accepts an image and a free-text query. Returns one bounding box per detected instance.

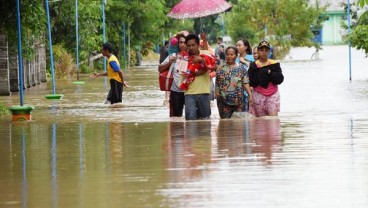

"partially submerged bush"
[53,45,76,79]
[0,103,10,116]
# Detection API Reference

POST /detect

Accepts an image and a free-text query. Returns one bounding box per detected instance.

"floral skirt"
[251,90,280,117]
[217,97,245,119]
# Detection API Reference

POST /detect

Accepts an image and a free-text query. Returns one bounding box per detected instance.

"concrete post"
[38,45,47,82]
[9,53,19,92]
[0,34,11,95]
[24,59,30,88]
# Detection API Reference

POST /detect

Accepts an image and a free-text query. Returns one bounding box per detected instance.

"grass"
[142,51,160,62]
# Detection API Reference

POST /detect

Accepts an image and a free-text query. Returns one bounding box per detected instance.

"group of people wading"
[92,32,284,120]
[158,31,284,120]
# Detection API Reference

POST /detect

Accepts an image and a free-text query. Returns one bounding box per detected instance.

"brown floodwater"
[0,45,368,207]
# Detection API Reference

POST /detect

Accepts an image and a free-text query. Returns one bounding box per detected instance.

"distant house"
[311,0,356,45]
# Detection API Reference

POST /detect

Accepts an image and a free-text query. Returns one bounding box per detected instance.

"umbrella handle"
[200,17,203,32]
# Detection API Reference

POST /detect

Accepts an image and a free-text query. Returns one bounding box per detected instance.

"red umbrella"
[167,0,232,19]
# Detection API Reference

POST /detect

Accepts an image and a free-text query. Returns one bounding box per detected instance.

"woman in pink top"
[248,41,284,117]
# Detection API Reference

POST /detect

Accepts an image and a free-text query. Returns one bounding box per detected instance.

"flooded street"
[0,45,368,207]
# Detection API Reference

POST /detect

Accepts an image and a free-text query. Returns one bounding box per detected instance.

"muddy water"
[0,45,368,207]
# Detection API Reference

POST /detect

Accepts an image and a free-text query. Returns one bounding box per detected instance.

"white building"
[310,0,357,45]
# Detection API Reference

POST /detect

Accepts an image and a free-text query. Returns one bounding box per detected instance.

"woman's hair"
[225,46,238,55]
[168,32,189,55]
[176,33,185,39]
[238,39,252,55]
[185,33,200,44]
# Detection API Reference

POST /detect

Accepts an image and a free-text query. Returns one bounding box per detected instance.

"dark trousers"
[170,91,185,117]
[107,79,123,104]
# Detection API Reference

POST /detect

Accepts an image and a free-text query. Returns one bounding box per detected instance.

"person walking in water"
[248,40,284,117]
[236,38,254,68]
[158,32,189,117]
[235,39,254,112]
[181,33,216,120]
[216,46,253,119]
[159,40,169,64]
[91,42,127,105]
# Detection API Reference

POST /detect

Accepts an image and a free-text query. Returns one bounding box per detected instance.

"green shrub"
[53,45,76,79]
[0,103,10,116]
[79,64,92,74]
[349,25,368,55]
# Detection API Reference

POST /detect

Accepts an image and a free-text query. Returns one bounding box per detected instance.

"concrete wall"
[9,53,19,92]
[0,34,47,95]
[37,45,47,82]
[0,35,10,95]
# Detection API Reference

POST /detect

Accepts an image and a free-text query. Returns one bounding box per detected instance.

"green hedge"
[0,103,10,116]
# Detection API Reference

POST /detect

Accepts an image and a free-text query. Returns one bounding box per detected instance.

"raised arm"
[158,55,175,73]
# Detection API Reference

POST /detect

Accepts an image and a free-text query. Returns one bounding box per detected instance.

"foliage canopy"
[0,0,326,71]
[347,0,368,55]
[225,0,324,59]
[0,0,45,58]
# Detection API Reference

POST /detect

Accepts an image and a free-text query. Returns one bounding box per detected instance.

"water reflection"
[0,114,367,207]
[104,123,110,174]
[108,122,124,172]
[21,126,28,208]
[166,121,212,182]
[79,124,85,177]
[350,118,354,144]
[250,118,282,164]
[162,119,283,206]
[49,103,58,115]
[50,124,57,208]
[216,118,282,165]
[217,120,251,158]
[0,122,168,207]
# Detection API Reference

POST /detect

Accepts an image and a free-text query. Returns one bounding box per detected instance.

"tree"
[162,0,195,38]
[193,15,224,43]
[106,0,167,58]
[48,0,176,68]
[0,0,45,58]
[225,0,324,59]
[50,0,101,63]
[346,0,368,55]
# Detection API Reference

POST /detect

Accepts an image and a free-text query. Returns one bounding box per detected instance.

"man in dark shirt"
[159,41,169,64]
